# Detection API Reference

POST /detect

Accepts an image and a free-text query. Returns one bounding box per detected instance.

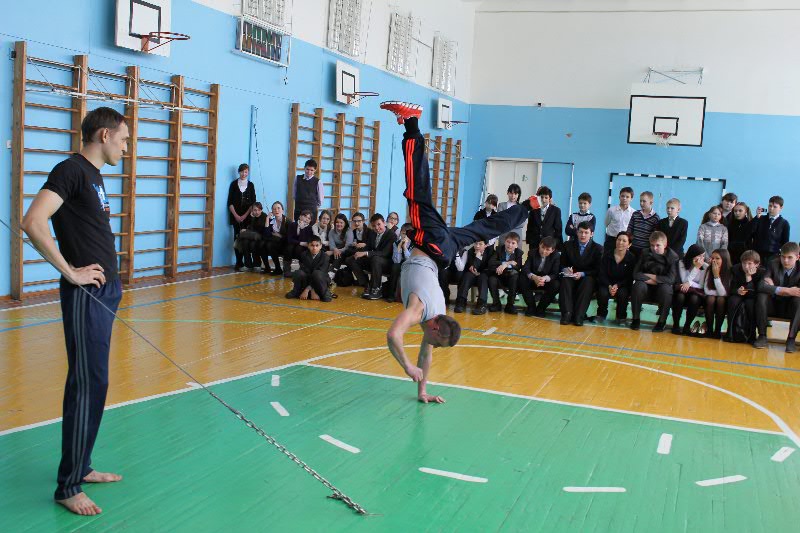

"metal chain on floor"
[0,217,368,515]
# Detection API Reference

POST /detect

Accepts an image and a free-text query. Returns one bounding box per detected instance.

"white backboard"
[437,98,452,129]
[115,0,173,57]
[335,60,360,106]
[628,84,706,147]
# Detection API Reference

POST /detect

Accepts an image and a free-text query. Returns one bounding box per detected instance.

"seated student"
[282,210,314,277]
[263,201,289,275]
[474,194,499,220]
[725,250,764,343]
[727,202,753,265]
[596,232,636,323]
[234,201,267,270]
[719,192,738,226]
[559,221,602,326]
[519,236,561,317]
[346,213,395,300]
[656,198,688,258]
[326,213,349,273]
[311,209,332,250]
[454,240,493,314]
[487,232,524,314]
[696,205,728,261]
[438,251,466,306]
[630,231,679,332]
[386,223,413,303]
[703,249,733,339]
[564,193,596,241]
[285,236,332,302]
[344,211,370,259]
[526,186,563,249]
[754,242,800,352]
[604,187,635,254]
[670,244,707,336]
[627,191,660,257]
[752,196,790,263]
[387,211,401,240]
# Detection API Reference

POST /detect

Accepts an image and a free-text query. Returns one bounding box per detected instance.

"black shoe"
[234,265,244,272]
[271,267,283,276]
[630,319,641,330]
[560,313,572,325]
[671,325,682,335]
[786,338,796,353]
[524,307,536,317]
[574,317,584,327]
[472,305,487,315]
[504,305,518,315]
[285,291,299,299]
[753,336,768,349]
[488,303,502,313]
[652,321,666,333]
[596,311,608,322]
[283,272,293,278]
[454,298,467,314]
[535,309,547,318]
[362,288,382,300]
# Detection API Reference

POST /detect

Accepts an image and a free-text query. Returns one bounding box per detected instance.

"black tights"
[704,295,727,335]
[672,291,702,330]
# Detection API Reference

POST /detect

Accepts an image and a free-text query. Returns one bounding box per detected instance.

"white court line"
[186,382,200,389]
[563,487,626,493]
[271,375,280,387]
[657,433,673,455]
[419,467,488,483]
[696,475,747,487]
[320,434,360,454]
[270,401,290,417]
[771,446,795,462]
[482,327,497,336]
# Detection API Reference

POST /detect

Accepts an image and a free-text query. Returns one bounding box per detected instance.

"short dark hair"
[722,192,738,202]
[505,232,520,243]
[578,192,592,203]
[781,242,799,256]
[351,211,365,221]
[650,231,668,243]
[576,221,593,231]
[539,236,557,249]
[507,183,521,196]
[370,213,385,224]
[537,186,553,197]
[304,159,318,169]
[299,209,313,218]
[238,163,249,173]
[770,195,784,208]
[616,231,632,241]
[308,235,322,244]
[81,106,125,143]
[486,194,499,207]
[253,202,263,210]
[436,314,462,347]
[740,250,761,264]
[619,187,634,197]
[400,222,413,232]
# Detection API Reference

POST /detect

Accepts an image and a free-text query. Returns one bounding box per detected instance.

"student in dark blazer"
[596,232,636,322]
[453,240,493,315]
[346,213,395,300]
[526,186,563,249]
[751,196,790,262]
[629,231,679,332]
[282,210,314,277]
[487,232,524,314]
[473,194,498,221]
[558,221,602,326]
[519,236,561,317]
[656,198,688,258]
[286,236,332,302]
[228,163,257,271]
[263,201,289,275]
[727,202,754,264]
[725,250,765,343]
[754,242,800,352]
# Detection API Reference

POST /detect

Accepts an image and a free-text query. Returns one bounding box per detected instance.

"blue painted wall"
[464,105,800,245]
[0,0,467,296]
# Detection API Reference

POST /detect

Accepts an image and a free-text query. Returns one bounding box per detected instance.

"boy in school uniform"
[488,232,525,314]
[346,213,395,300]
[286,236,332,302]
[559,222,603,326]
[453,240,493,314]
[655,198,688,258]
[627,191,660,257]
[526,186,563,249]
[519,236,561,317]
[754,242,800,352]
[473,194,498,220]
[564,192,596,241]
[752,195,790,263]
[629,231,679,332]
[282,210,314,276]
[719,192,738,227]
[604,187,635,254]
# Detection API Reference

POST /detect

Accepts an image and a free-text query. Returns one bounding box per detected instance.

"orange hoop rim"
[141,31,191,52]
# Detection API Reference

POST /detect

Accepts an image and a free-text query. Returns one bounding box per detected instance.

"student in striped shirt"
[627,191,660,257]
[565,192,596,241]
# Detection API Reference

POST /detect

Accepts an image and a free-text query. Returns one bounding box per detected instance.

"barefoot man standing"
[22,107,128,516]
[382,102,539,404]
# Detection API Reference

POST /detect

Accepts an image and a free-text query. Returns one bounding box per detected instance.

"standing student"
[292,159,322,223]
[604,187,635,254]
[558,222,603,326]
[526,186,563,249]
[670,244,707,336]
[696,205,728,261]
[627,191,660,257]
[519,236,561,317]
[497,184,526,245]
[227,163,257,271]
[703,249,733,339]
[564,192,596,241]
[596,232,636,323]
[656,198,688,258]
[630,231,679,332]
[727,202,754,265]
[22,107,129,516]
[754,242,800,352]
[752,196,790,263]
[719,192,738,226]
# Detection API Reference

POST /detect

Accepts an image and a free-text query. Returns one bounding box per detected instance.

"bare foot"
[299,287,311,300]
[309,289,320,300]
[56,492,102,516]
[84,470,122,483]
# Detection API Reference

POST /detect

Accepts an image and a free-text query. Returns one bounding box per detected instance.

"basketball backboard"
[335,60,360,107]
[115,0,173,57]
[436,98,452,129]
[628,83,706,147]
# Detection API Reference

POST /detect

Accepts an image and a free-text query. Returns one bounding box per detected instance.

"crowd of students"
[229,159,798,353]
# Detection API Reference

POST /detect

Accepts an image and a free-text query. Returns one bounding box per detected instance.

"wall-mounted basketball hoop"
[442,120,469,130]
[141,31,190,53]
[343,91,379,105]
[654,132,673,148]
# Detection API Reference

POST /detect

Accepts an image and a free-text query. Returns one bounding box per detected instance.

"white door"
[485,159,541,202]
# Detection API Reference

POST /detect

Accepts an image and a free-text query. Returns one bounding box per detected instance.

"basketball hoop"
[141,31,191,53]
[343,91,379,105]
[654,132,673,148]
[442,120,469,130]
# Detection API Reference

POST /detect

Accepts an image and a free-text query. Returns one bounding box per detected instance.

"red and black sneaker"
[380,101,423,124]
[522,195,541,211]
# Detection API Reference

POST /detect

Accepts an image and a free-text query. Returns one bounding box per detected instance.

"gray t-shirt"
[401,254,446,323]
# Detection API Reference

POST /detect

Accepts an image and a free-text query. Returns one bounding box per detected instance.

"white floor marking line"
[419,467,488,483]
[271,375,280,387]
[186,382,200,388]
[771,446,795,462]
[482,327,497,336]
[657,433,673,455]
[320,434,360,453]
[563,487,626,493]
[696,475,747,487]
[270,402,290,416]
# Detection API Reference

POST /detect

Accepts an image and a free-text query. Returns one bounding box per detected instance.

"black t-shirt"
[42,154,119,280]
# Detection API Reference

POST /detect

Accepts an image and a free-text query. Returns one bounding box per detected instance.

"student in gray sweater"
[696,206,729,261]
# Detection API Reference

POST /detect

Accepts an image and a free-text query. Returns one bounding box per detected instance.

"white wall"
[469,0,800,115]
[193,0,476,100]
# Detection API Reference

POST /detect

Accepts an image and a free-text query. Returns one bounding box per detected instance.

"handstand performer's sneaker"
[380,101,423,124]
[521,195,541,211]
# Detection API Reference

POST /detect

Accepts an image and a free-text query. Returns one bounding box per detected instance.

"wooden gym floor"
[2,272,800,531]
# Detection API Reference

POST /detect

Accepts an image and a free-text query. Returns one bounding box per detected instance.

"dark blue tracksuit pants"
[402,117,529,266]
[54,278,122,501]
